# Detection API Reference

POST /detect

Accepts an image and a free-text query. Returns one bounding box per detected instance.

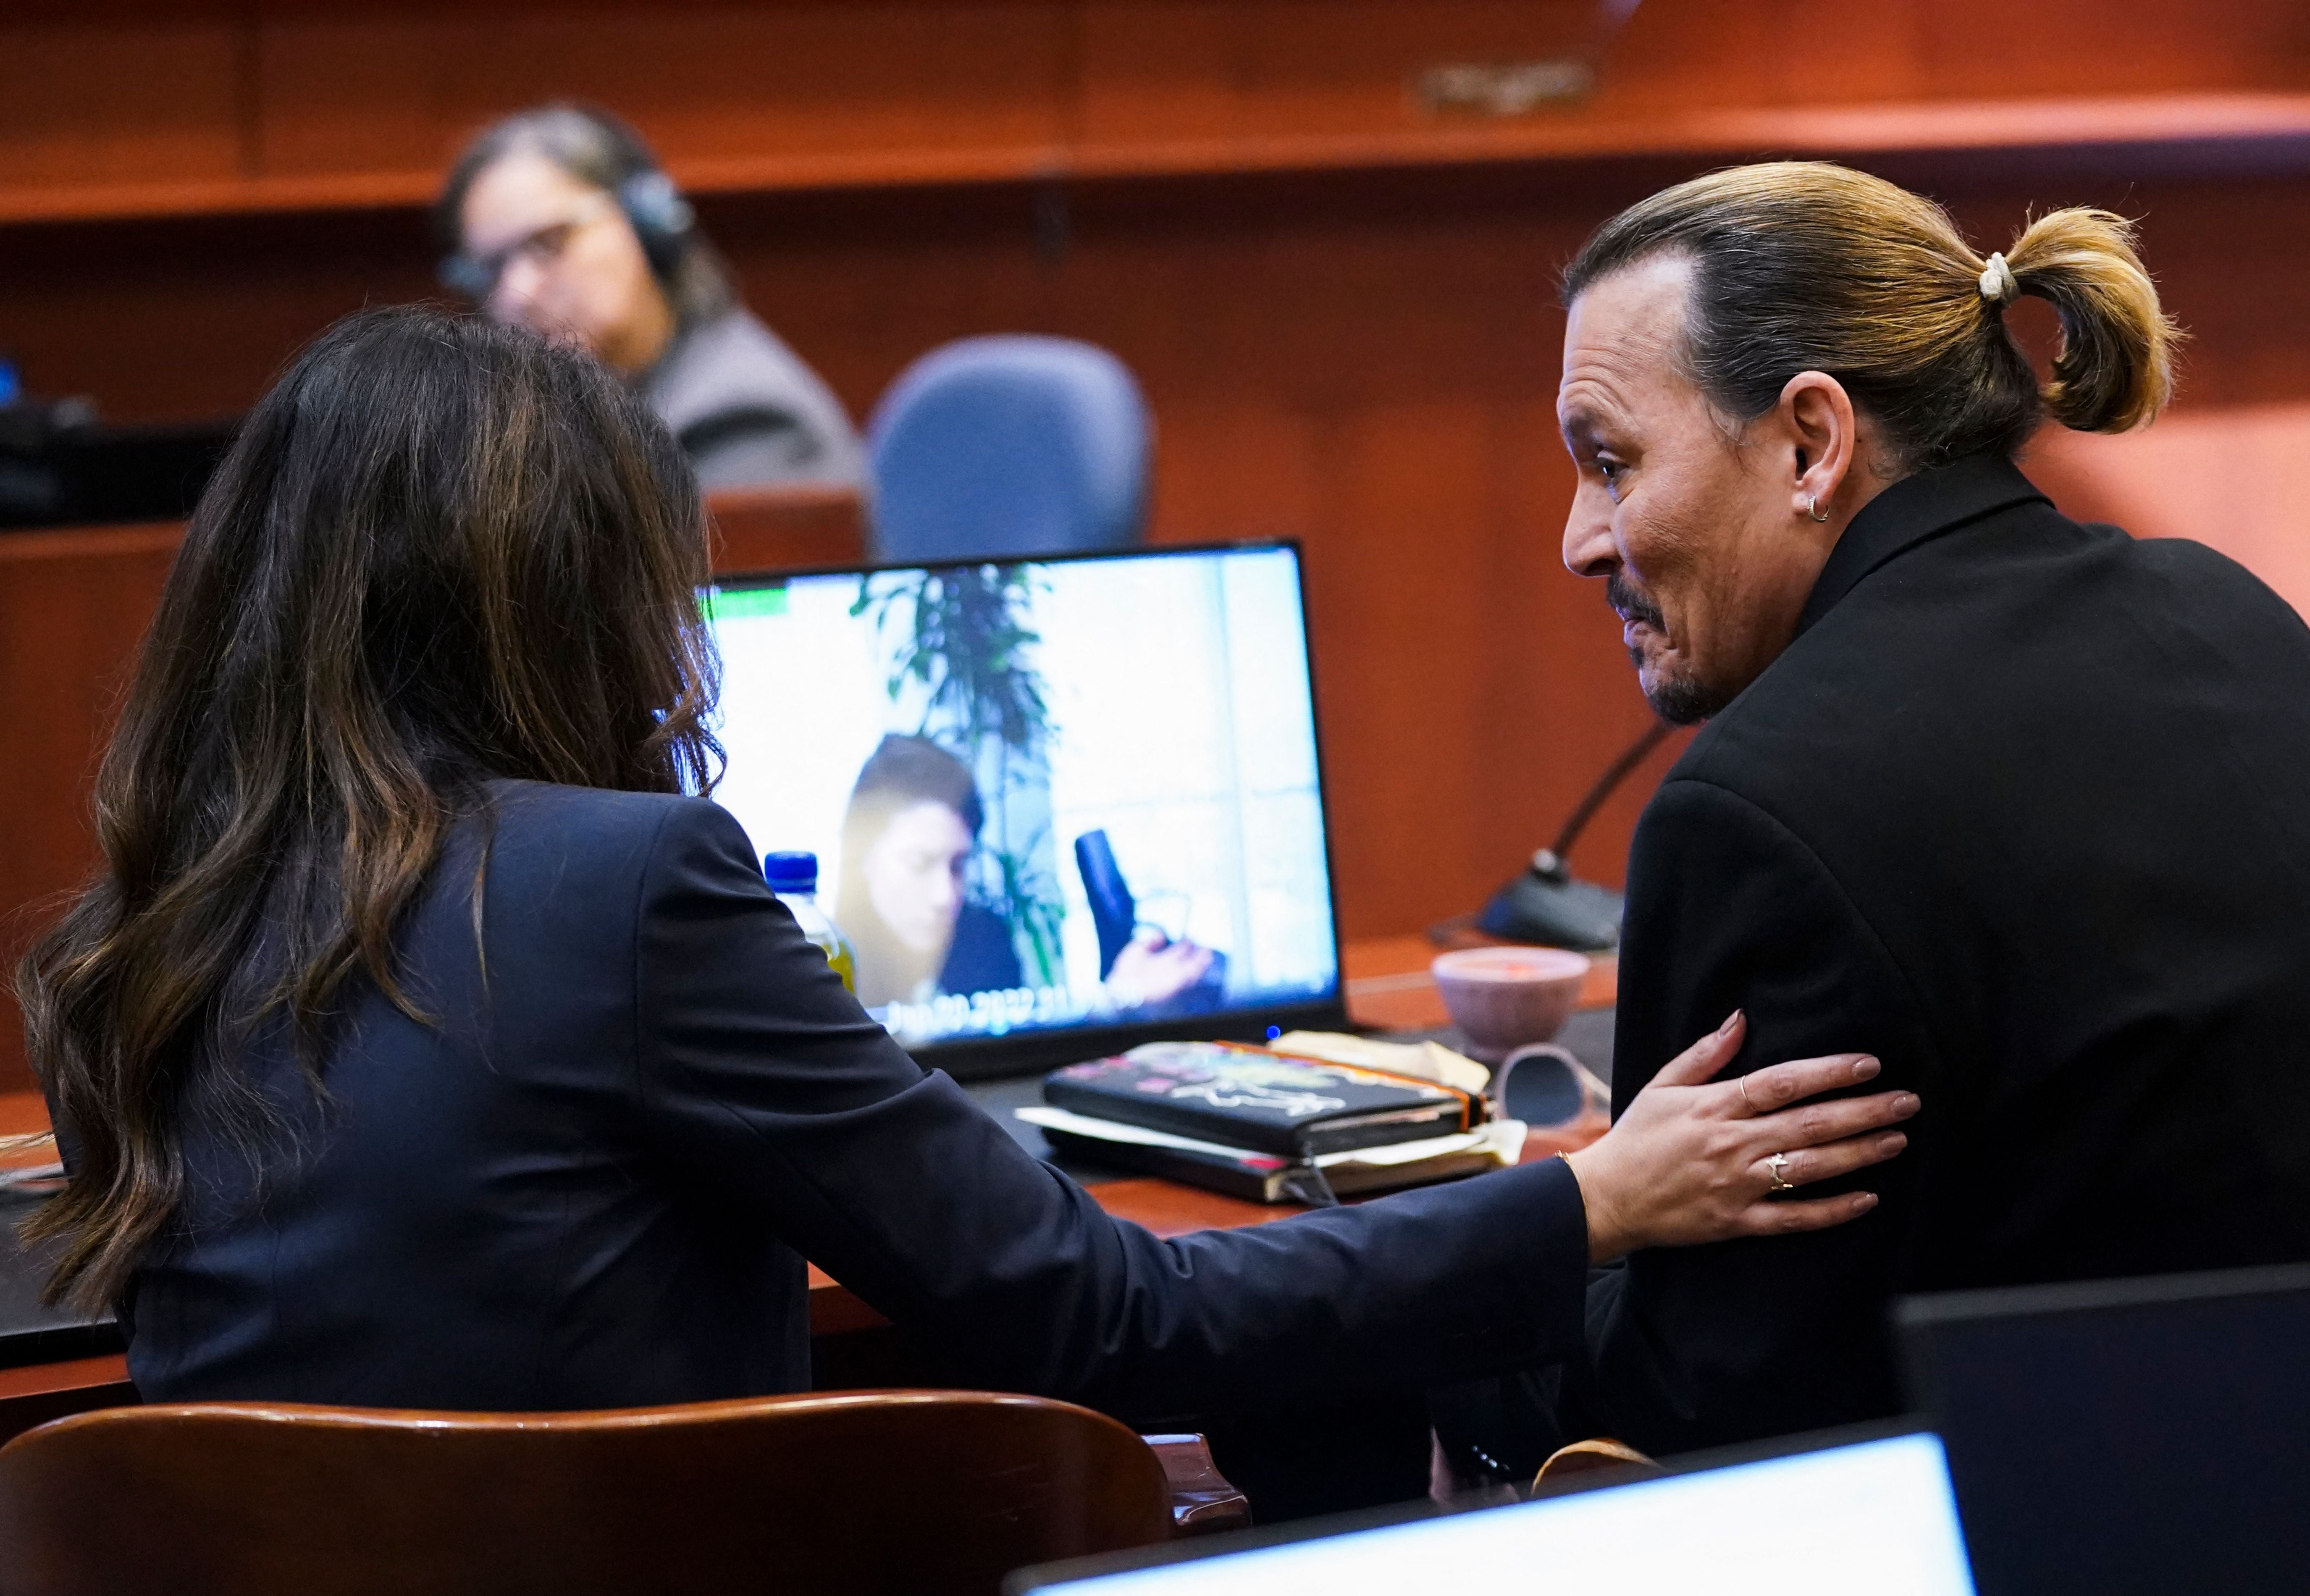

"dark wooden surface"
[2,0,2307,227]
[0,1390,1173,1596]
[0,524,181,1098]
[0,1359,136,1452]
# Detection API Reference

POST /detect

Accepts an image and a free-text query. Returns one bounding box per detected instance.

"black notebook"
[1024,1111,1511,1205]
[1041,1042,1475,1157]
[1034,1122,1342,1205]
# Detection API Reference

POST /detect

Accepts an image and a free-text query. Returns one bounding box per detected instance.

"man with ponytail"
[1437,162,2310,1475]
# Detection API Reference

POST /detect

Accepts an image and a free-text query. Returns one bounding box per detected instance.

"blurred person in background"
[436,103,862,490]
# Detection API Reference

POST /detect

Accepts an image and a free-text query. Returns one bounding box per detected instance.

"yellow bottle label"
[826,942,857,993]
[810,933,858,994]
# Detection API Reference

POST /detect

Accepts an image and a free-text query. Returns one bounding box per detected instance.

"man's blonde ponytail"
[2003,208,2179,435]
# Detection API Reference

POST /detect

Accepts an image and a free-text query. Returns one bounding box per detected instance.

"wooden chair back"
[0,1388,1171,1596]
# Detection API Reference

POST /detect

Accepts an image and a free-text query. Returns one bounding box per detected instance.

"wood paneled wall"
[5,0,2307,224]
[6,0,2310,1094]
[0,526,181,1085]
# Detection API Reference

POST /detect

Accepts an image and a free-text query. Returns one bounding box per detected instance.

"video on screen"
[702,546,1339,1050]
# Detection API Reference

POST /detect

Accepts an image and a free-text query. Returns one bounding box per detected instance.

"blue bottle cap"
[762,851,819,892]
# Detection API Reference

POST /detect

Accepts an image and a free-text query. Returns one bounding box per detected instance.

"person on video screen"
[834,735,1213,1013]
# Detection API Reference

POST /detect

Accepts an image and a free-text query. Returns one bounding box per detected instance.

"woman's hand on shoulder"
[1559,1011,1918,1263]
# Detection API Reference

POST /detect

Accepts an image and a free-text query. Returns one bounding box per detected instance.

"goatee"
[1608,572,1728,725]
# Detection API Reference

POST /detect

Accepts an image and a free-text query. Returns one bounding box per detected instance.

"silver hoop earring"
[1807,496,1830,523]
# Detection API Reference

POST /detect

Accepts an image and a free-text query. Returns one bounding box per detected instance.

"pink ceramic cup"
[1430,946,1593,1064]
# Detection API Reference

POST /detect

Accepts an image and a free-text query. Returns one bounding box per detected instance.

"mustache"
[1606,572,1666,632]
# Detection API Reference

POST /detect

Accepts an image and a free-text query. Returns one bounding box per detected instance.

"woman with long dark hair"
[18,307,1915,1412]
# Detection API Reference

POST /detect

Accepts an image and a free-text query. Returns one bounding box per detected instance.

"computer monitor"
[701,542,1348,1078]
[1898,1263,2310,1596]
[1008,1426,1977,1594]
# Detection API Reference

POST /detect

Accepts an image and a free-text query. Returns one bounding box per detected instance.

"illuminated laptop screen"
[1020,1432,1976,1595]
[702,545,1340,1054]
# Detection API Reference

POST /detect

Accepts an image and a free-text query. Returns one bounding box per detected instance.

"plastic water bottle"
[763,851,856,993]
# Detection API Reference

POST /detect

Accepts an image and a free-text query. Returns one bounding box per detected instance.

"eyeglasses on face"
[439,193,619,301]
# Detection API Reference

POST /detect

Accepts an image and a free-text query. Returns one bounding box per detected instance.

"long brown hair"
[17,306,721,1310]
[1562,162,2181,471]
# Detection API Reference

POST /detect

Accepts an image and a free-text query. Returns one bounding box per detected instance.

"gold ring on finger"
[1738,1075,1757,1114]
[1764,1152,1795,1193]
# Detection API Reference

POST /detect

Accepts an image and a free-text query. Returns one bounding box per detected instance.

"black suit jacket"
[1583,453,2310,1453]
[123,782,1587,1414]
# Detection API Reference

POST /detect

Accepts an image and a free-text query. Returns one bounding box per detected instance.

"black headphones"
[438,121,696,300]
[613,168,695,281]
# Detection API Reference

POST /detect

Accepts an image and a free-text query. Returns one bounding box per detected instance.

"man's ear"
[1777,372,1858,526]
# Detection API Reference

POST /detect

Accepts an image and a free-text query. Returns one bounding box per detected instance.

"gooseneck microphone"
[1455,720,1675,952]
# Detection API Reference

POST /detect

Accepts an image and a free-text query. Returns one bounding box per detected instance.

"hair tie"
[1978,252,2018,304]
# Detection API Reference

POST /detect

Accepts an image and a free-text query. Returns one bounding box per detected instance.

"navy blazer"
[123,782,1588,1413]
